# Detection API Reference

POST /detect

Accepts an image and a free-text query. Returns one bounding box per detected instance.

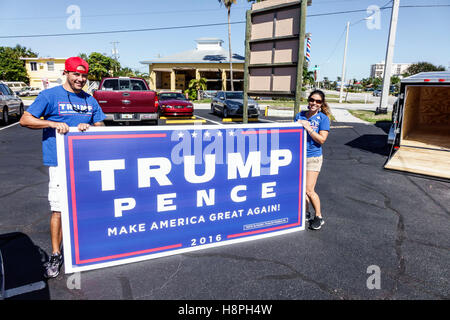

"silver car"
[0,82,25,125]
[211,91,259,118]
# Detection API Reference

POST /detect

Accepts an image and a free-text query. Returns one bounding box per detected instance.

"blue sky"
[1,0,449,81]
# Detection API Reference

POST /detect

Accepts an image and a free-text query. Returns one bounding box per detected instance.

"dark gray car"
[211,91,259,118]
[0,82,24,125]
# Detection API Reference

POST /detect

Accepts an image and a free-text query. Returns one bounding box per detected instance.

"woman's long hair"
[308,89,332,119]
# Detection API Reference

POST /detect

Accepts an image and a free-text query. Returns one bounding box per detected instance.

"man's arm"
[20,111,69,133]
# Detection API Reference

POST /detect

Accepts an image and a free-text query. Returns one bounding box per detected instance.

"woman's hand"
[300,120,313,133]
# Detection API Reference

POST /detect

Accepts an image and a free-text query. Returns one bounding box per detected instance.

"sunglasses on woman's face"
[308,98,323,104]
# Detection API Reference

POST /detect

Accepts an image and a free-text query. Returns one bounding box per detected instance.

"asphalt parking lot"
[0,109,449,301]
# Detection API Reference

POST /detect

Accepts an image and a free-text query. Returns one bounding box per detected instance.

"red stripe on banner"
[241,129,302,134]
[78,243,183,264]
[70,133,167,140]
[68,137,81,264]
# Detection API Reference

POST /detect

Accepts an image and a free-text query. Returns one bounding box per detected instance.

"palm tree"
[185,78,207,100]
[218,0,236,91]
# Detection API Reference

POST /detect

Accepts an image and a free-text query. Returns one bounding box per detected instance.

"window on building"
[47,62,54,71]
[30,62,37,71]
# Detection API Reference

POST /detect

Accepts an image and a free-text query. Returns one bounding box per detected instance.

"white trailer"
[384,71,450,180]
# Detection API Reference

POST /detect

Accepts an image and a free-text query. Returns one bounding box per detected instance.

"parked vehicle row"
[2,81,28,95]
[18,87,42,97]
[0,77,261,126]
[0,82,24,125]
[92,77,260,125]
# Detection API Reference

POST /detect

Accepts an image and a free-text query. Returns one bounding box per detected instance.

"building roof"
[140,38,244,65]
[20,57,66,61]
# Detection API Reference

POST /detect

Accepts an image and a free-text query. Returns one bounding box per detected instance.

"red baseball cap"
[65,57,89,74]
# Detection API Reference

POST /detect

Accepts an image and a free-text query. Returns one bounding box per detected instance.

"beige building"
[140,38,245,91]
[20,57,67,89]
[370,61,412,79]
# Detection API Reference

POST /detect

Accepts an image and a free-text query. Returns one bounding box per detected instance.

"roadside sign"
[57,123,306,273]
[243,0,311,122]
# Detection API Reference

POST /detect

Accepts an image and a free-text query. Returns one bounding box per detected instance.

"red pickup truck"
[93,77,159,124]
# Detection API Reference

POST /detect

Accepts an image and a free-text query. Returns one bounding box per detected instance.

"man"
[20,56,106,278]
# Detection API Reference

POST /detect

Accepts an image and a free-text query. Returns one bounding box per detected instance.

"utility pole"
[294,0,308,116]
[111,41,119,76]
[339,21,350,103]
[376,0,400,114]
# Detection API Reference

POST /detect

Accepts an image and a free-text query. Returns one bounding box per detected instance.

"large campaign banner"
[57,123,306,273]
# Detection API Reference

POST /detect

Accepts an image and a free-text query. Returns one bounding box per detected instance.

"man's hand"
[50,122,70,134]
[77,123,90,132]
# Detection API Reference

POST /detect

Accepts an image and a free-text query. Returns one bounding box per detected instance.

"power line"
[0,21,246,39]
[0,6,251,21]
[1,4,448,39]
[323,26,347,64]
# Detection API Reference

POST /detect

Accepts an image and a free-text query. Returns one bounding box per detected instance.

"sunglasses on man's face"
[308,98,323,104]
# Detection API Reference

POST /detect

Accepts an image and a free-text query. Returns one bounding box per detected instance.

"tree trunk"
[228,7,234,91]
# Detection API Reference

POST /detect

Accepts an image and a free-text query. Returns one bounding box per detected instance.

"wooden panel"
[252,0,299,10]
[249,68,271,91]
[274,8,300,37]
[384,146,450,179]
[272,66,296,92]
[250,42,273,65]
[418,86,450,128]
[251,12,274,40]
[273,39,298,63]
[401,86,450,150]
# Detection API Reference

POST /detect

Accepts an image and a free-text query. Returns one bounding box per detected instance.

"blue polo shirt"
[27,85,106,166]
[295,111,330,158]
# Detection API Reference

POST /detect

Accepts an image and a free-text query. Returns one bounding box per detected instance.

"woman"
[295,90,331,230]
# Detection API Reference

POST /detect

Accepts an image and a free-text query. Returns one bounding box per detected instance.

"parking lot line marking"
[222,118,260,123]
[194,115,224,126]
[0,122,20,131]
[160,116,196,120]
[165,119,206,124]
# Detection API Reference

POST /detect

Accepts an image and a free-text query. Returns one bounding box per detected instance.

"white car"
[25,87,42,96]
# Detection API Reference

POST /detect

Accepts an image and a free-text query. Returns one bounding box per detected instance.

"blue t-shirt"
[295,111,330,158]
[27,85,106,166]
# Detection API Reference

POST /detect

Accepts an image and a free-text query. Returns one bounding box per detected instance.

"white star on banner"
[191,132,198,138]
[217,131,223,137]
[177,132,184,138]
[228,131,234,136]
[204,131,210,137]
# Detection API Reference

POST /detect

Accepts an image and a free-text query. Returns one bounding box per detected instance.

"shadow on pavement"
[345,134,390,157]
[0,232,50,300]
[374,121,392,134]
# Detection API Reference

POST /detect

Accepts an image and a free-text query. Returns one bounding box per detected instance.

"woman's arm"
[307,129,329,145]
[299,120,329,145]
